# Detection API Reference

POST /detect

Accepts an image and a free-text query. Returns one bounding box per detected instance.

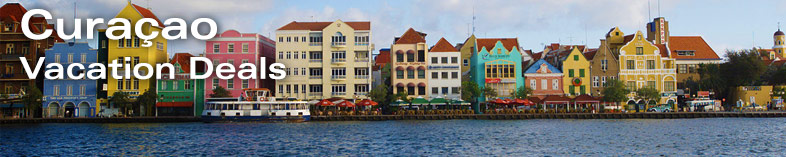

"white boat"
[201,88,310,122]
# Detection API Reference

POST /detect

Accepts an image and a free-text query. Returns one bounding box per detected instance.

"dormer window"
[676,50,695,56]
[3,23,13,32]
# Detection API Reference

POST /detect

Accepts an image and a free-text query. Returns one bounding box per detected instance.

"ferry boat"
[201,88,310,122]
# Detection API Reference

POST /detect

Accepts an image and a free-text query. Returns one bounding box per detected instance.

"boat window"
[236,112,240,116]
[271,112,276,116]
[298,112,303,116]
[287,112,291,116]
[222,104,227,110]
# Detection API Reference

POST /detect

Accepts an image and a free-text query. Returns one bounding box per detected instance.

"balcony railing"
[355,42,369,46]
[331,75,346,80]
[354,92,368,96]
[331,42,346,47]
[355,75,369,79]
[309,59,322,63]
[309,92,322,96]
[309,42,322,46]
[309,75,322,79]
[331,58,346,63]
[332,92,346,96]
[355,58,369,62]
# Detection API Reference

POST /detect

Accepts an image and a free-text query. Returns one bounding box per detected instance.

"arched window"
[332,32,346,46]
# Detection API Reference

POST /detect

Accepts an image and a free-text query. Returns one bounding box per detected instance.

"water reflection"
[1,118,785,156]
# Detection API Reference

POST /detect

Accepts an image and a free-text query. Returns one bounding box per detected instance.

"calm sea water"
[2,118,786,156]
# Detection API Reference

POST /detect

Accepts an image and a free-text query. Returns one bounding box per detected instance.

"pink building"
[205,30,276,98]
[524,59,564,99]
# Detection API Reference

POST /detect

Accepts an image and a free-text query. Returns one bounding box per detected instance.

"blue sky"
[10,0,786,56]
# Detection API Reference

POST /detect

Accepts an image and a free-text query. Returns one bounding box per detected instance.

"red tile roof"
[373,49,390,71]
[655,44,670,57]
[623,34,635,43]
[131,4,164,26]
[476,38,519,52]
[277,21,371,31]
[531,52,543,60]
[164,53,204,73]
[771,60,786,66]
[668,36,720,60]
[583,49,598,60]
[546,43,585,52]
[429,38,458,52]
[395,28,426,44]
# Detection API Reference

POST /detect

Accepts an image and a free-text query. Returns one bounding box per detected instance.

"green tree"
[110,92,132,116]
[21,85,43,118]
[714,49,767,109]
[511,86,532,99]
[635,87,660,105]
[394,91,409,102]
[482,86,497,99]
[601,79,629,105]
[210,86,232,98]
[461,81,481,102]
[137,90,158,116]
[766,67,786,85]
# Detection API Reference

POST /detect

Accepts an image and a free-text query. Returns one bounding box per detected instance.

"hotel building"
[42,43,97,118]
[275,20,373,100]
[204,30,276,98]
[390,28,428,98]
[427,38,462,99]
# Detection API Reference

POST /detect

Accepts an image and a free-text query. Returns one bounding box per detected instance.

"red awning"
[156,102,193,107]
[417,66,426,70]
[316,99,335,106]
[417,82,426,87]
[406,66,415,70]
[358,99,378,106]
[396,66,405,71]
[396,83,405,87]
[337,100,355,108]
[407,83,416,87]
[406,50,415,54]
[395,50,405,54]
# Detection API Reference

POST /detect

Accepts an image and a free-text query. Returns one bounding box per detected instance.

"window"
[286,85,290,93]
[451,72,458,79]
[228,44,234,53]
[4,64,12,74]
[80,85,86,96]
[66,85,73,96]
[310,85,322,93]
[636,47,643,55]
[552,79,559,90]
[81,53,86,63]
[407,53,414,62]
[213,79,219,89]
[133,36,140,47]
[118,39,124,48]
[294,36,298,42]
[173,81,179,90]
[441,57,448,64]
[647,81,656,88]
[602,77,607,87]
[407,70,414,78]
[331,84,346,95]
[286,51,291,59]
[484,64,515,78]
[242,43,248,53]
[664,81,675,92]
[185,81,191,90]
[278,52,283,59]
[451,57,458,64]
[67,53,73,63]
[397,54,404,62]
[418,50,425,62]
[126,38,132,47]
[441,72,448,79]
[418,70,425,78]
[226,80,236,89]
[355,35,369,45]
[626,60,635,69]
[452,87,460,94]
[568,69,574,77]
[418,87,426,95]
[117,80,123,90]
[302,37,306,43]
[331,68,346,79]
[442,87,449,95]
[569,86,575,94]
[54,54,61,63]
[432,87,439,94]
[678,64,687,73]
[688,64,698,73]
[279,85,283,93]
[309,33,323,46]
[294,52,299,59]
[601,59,608,71]
[397,70,404,79]
[279,37,283,42]
[294,85,299,93]
[646,60,655,69]
[242,80,249,89]
[463,59,469,66]
[133,80,138,89]
[677,50,695,56]
[310,51,322,60]
[574,55,579,61]
[302,52,307,59]
[156,42,164,50]
[530,80,537,89]
[287,37,291,42]
[21,44,28,54]
[626,81,636,91]
[579,69,585,77]
[332,51,346,62]
[431,57,438,64]
[125,79,131,89]
[53,86,60,96]
[162,81,168,90]
[432,72,439,79]
[593,76,599,87]
[310,68,323,77]
[133,57,140,66]
[331,32,346,46]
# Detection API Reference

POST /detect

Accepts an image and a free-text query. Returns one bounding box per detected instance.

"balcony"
[331,92,346,96]
[355,57,369,62]
[309,42,322,46]
[355,42,369,46]
[331,58,346,64]
[309,59,322,63]
[0,54,24,61]
[309,75,322,79]
[355,75,369,79]
[331,42,346,47]
[331,75,346,80]
[354,92,368,96]
[309,92,322,96]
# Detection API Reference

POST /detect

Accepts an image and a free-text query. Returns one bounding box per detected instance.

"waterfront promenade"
[3,112,786,124]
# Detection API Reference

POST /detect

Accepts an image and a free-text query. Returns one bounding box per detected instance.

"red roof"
[573,94,600,103]
[0,3,56,35]
[373,49,390,71]
[476,38,519,52]
[583,49,598,60]
[395,28,426,44]
[623,34,635,43]
[430,38,458,52]
[163,53,204,73]
[542,95,571,104]
[655,44,670,57]
[531,52,543,60]
[772,60,786,66]
[277,21,370,31]
[131,4,164,26]
[667,36,720,60]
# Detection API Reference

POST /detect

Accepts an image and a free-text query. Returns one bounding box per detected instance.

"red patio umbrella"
[316,99,335,106]
[337,100,356,108]
[514,99,534,106]
[357,99,378,106]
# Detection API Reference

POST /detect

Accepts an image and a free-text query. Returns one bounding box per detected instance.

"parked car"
[647,105,672,112]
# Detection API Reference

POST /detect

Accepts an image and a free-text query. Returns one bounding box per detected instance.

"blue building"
[469,38,525,103]
[42,42,98,118]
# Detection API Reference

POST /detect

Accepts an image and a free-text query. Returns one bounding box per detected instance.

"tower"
[773,28,785,58]
[646,17,670,44]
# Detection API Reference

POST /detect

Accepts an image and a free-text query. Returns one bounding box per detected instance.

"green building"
[156,53,206,116]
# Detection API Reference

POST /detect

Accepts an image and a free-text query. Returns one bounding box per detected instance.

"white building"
[426,38,462,99]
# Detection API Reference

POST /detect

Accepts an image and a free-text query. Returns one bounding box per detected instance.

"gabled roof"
[476,38,519,52]
[373,48,390,71]
[277,21,371,31]
[655,44,670,57]
[583,49,598,60]
[164,53,204,73]
[771,60,786,67]
[545,43,585,52]
[130,4,164,26]
[525,59,561,74]
[667,36,720,60]
[0,3,51,34]
[623,34,635,43]
[531,52,543,61]
[429,38,458,52]
[395,28,426,44]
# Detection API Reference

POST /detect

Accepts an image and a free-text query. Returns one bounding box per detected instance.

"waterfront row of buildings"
[1,2,785,118]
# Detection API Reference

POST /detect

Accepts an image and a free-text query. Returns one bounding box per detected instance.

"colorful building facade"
[102,2,169,116]
[390,28,428,98]
[427,38,462,99]
[560,47,591,96]
[617,31,677,110]
[41,42,98,118]
[524,59,564,98]
[275,20,373,100]
[204,30,276,98]
[588,39,620,96]
[469,38,525,102]
[157,53,205,117]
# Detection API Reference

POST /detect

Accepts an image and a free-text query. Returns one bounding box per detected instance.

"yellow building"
[561,47,591,96]
[105,2,168,100]
[617,31,677,111]
[732,86,773,110]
